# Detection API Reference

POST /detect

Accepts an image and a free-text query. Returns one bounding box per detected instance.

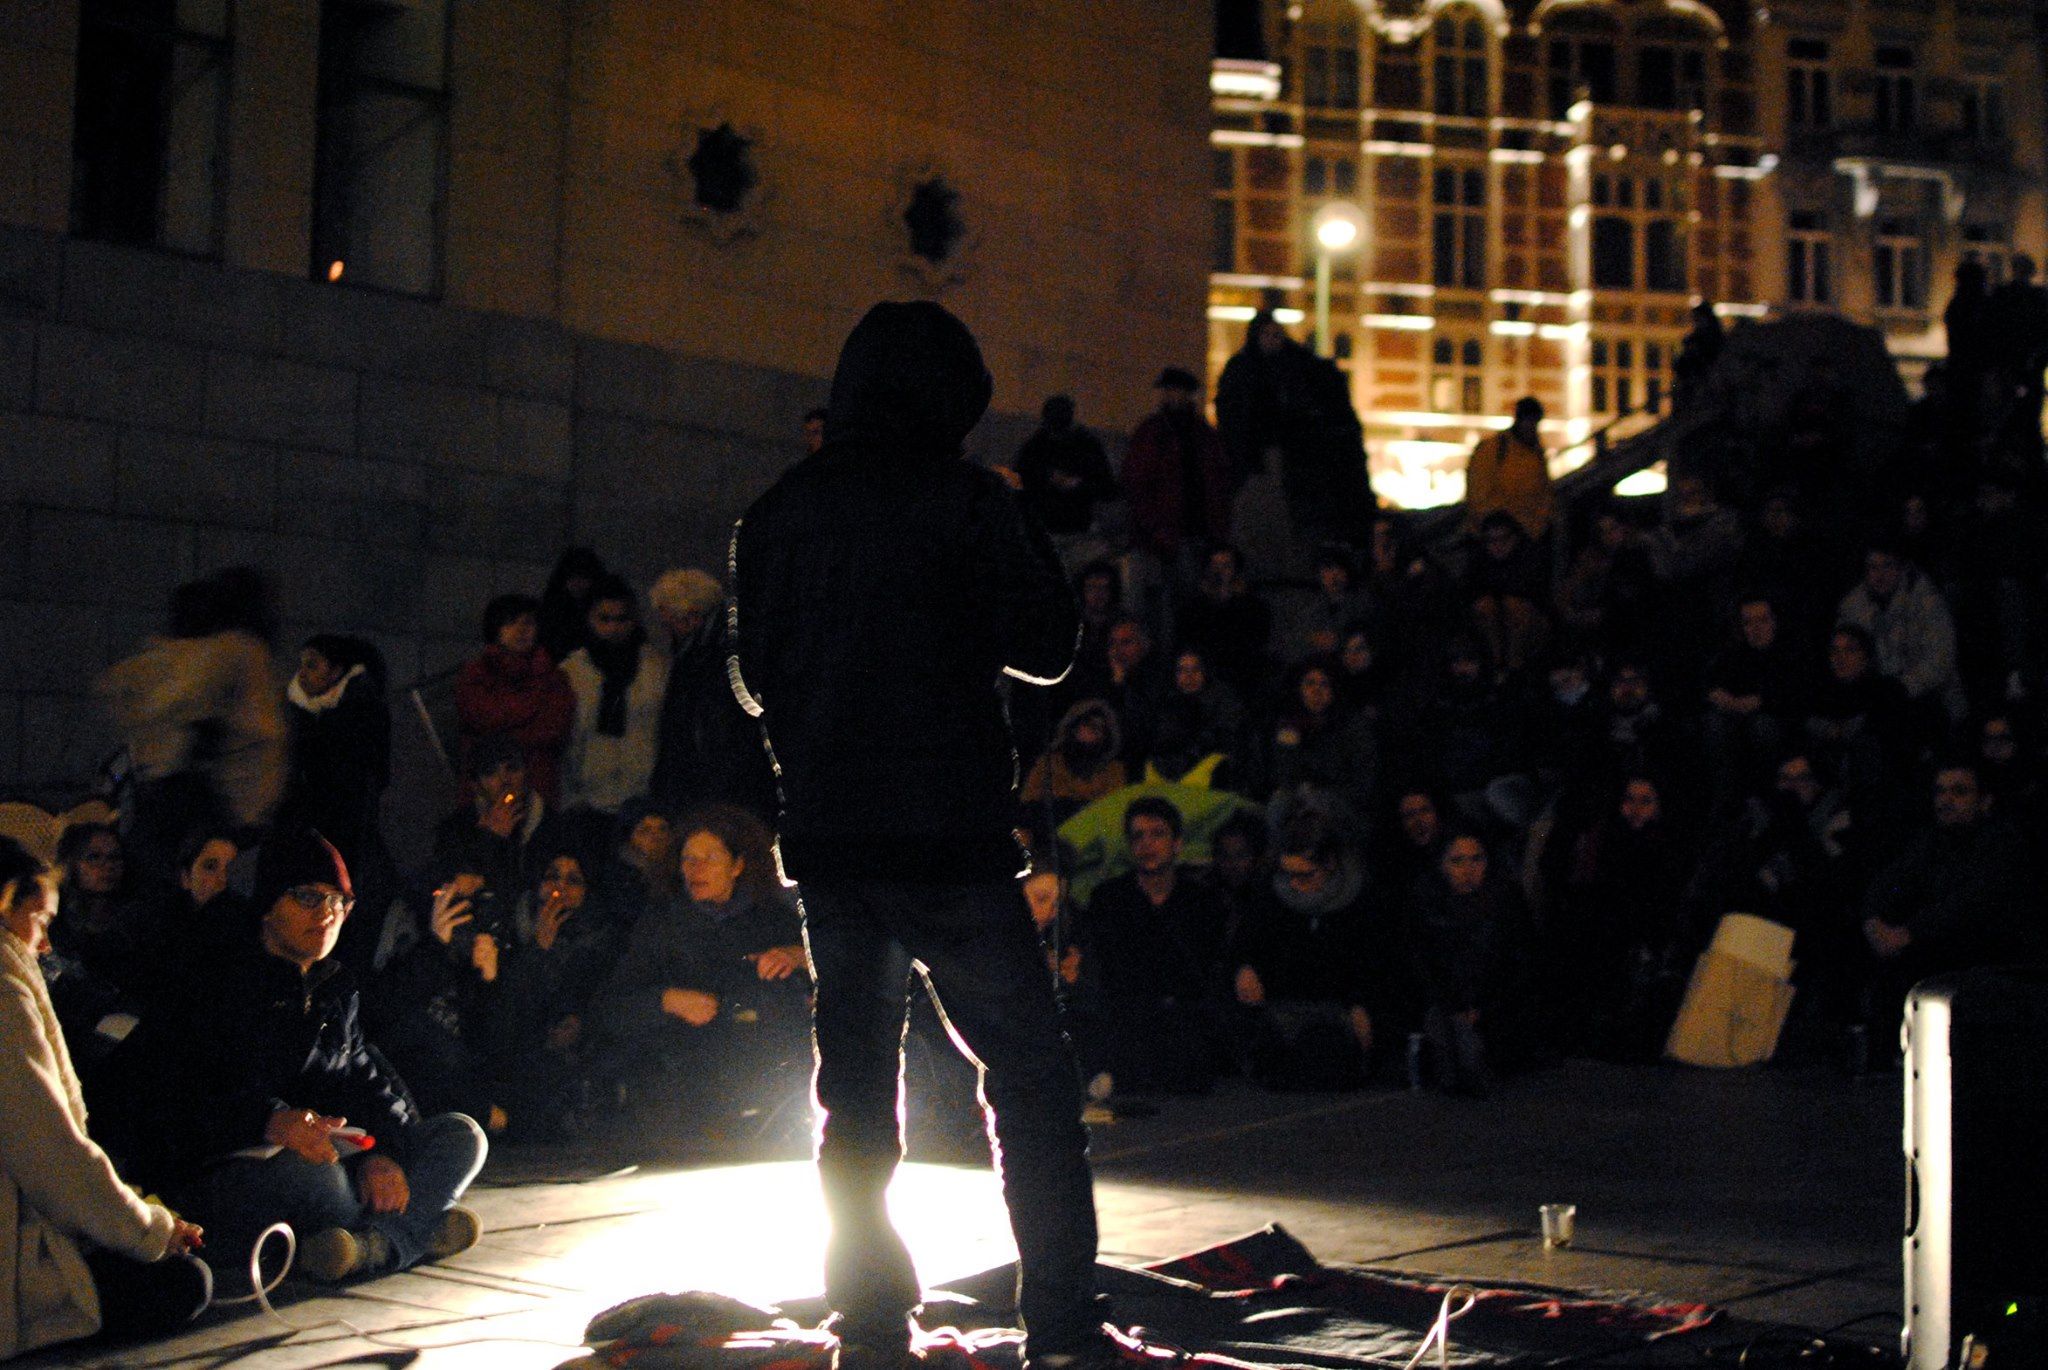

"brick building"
[0,1,1213,796]
[1208,0,2048,507]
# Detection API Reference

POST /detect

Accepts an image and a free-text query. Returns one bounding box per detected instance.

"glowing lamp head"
[1311,202,1364,255]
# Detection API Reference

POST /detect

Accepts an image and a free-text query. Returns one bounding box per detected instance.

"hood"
[1051,698,1123,757]
[823,301,993,458]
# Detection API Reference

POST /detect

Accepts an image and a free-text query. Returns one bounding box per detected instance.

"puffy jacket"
[453,645,576,804]
[729,302,1079,883]
[112,946,419,1190]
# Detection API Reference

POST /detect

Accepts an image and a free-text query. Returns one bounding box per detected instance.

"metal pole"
[1315,250,1333,356]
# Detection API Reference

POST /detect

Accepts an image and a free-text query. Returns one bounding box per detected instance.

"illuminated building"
[1209,0,2048,508]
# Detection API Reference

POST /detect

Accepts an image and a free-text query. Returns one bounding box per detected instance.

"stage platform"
[21,1058,1901,1368]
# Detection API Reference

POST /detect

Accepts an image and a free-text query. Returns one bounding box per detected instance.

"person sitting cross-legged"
[108,829,485,1290]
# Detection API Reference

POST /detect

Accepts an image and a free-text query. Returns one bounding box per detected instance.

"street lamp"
[1311,201,1365,357]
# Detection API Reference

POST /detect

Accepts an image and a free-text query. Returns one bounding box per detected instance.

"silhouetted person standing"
[729,302,1107,1370]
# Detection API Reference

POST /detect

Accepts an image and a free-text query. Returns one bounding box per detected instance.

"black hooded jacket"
[729,302,1079,882]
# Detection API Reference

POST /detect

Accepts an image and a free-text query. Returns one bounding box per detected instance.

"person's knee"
[418,1111,490,1173]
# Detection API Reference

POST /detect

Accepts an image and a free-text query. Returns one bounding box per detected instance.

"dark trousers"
[798,877,1101,1357]
[84,1248,212,1342]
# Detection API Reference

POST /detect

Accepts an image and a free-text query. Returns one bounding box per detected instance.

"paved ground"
[22,1058,1904,1368]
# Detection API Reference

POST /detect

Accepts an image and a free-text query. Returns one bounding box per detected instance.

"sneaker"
[295,1226,395,1283]
[425,1204,482,1261]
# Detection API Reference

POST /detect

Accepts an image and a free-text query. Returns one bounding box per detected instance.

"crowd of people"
[4,283,2047,1355]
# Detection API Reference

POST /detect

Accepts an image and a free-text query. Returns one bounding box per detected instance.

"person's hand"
[429,886,474,946]
[661,988,719,1026]
[1235,965,1265,1006]
[471,932,500,983]
[479,790,523,838]
[1863,917,1912,958]
[534,892,574,952]
[1346,1005,1375,1055]
[991,464,1024,491]
[1057,945,1083,985]
[265,1109,348,1165]
[546,1014,582,1051]
[356,1155,410,1214]
[1455,1008,1481,1028]
[749,946,806,981]
[167,1219,204,1255]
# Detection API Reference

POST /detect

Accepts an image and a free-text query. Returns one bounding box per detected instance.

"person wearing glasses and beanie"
[107,829,486,1290]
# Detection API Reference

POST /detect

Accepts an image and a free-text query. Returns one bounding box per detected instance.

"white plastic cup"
[1539,1203,1577,1249]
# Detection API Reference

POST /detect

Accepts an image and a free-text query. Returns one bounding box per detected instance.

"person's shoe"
[295,1227,395,1283]
[425,1204,483,1261]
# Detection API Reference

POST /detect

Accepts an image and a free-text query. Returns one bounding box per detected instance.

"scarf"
[586,632,646,738]
[287,663,365,714]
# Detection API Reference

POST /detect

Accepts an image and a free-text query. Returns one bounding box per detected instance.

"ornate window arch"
[1428,3,1492,117]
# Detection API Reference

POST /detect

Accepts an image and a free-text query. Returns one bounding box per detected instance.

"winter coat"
[559,643,669,814]
[112,945,420,1192]
[597,887,805,1042]
[1836,570,1966,721]
[1403,872,1530,1015]
[96,630,287,827]
[1015,424,1118,536]
[1463,430,1553,541]
[1226,853,1385,1010]
[1,928,175,1360]
[453,646,576,805]
[1022,700,1128,818]
[1122,408,1231,556]
[649,620,776,820]
[729,301,1077,882]
[282,665,391,859]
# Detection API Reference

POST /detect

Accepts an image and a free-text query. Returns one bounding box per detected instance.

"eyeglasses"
[284,886,354,918]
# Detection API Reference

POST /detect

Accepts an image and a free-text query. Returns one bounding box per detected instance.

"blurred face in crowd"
[1106,622,1150,675]
[1594,512,1629,551]
[479,759,530,810]
[70,832,125,895]
[1480,521,1520,562]
[1174,650,1208,696]
[1212,830,1260,890]
[181,838,238,909]
[1549,660,1590,705]
[1440,835,1487,896]
[1738,600,1777,651]
[1609,665,1651,714]
[659,604,711,642]
[1,877,56,952]
[1317,561,1352,598]
[1901,494,1930,537]
[626,813,674,868]
[804,413,827,453]
[1619,778,1662,830]
[1760,496,1797,541]
[1980,717,2018,766]
[588,597,637,645]
[1204,548,1242,594]
[496,611,539,655]
[1297,667,1336,717]
[262,882,350,970]
[1862,550,1904,601]
[1670,477,1715,522]
[1069,713,1109,756]
[539,855,588,912]
[1397,793,1440,848]
[681,829,744,905]
[297,647,344,697]
[1775,756,1822,808]
[1022,870,1063,930]
[1448,652,1484,687]
[1078,571,1118,617]
[1340,631,1373,678]
[1827,631,1871,684]
[1932,768,1985,829]
[1254,320,1287,355]
[1278,851,1332,898]
[1157,382,1197,413]
[1126,814,1180,876]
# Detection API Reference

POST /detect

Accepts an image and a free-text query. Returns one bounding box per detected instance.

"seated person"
[593,806,809,1121]
[0,837,210,1356]
[110,829,485,1289]
[494,847,628,1138]
[1402,829,1537,1095]
[602,797,678,932]
[41,823,150,1068]
[366,861,515,1133]
[1225,811,1386,1089]
[1021,699,1127,826]
[1073,798,1230,1094]
[133,828,252,1016]
[432,737,565,905]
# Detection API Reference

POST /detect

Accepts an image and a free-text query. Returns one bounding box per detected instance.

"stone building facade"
[0,0,1213,797]
[1208,0,2048,507]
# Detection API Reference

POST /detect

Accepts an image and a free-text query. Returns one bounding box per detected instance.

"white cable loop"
[1402,1284,1479,1370]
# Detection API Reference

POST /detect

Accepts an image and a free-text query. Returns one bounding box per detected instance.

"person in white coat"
[0,837,209,1359]
[559,574,669,815]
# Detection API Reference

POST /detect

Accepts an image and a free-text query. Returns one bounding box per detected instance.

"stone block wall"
[0,224,1043,803]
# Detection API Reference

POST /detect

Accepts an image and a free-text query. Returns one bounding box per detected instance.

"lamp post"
[1311,201,1365,357]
